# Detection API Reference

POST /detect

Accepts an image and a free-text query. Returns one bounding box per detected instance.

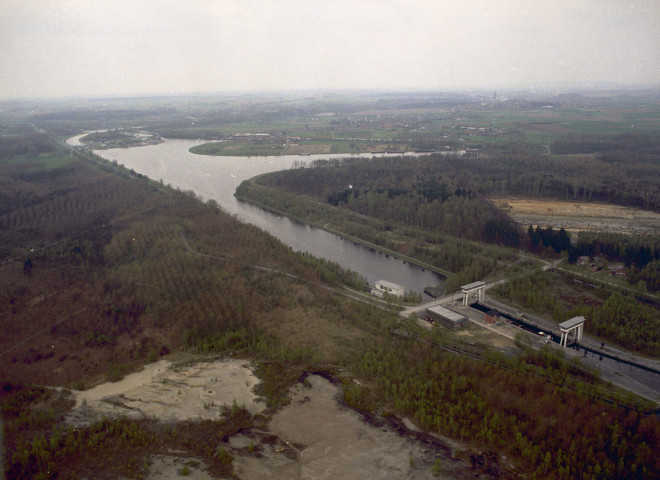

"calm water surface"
[68,135,444,295]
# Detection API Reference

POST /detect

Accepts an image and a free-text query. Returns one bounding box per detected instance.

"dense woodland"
[0,133,58,162]
[569,232,660,286]
[252,140,660,292]
[2,132,660,479]
[491,271,660,356]
[263,155,524,247]
[348,335,659,480]
[552,133,660,160]
[237,174,521,291]
[262,141,660,229]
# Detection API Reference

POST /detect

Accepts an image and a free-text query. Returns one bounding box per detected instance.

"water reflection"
[75,137,444,295]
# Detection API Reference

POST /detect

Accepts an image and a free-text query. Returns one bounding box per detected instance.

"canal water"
[471,302,660,394]
[67,135,444,295]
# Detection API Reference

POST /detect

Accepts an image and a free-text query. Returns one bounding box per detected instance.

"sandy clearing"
[67,358,264,425]
[145,455,214,480]
[254,375,443,480]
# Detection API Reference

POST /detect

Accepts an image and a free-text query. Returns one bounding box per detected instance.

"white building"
[372,280,405,298]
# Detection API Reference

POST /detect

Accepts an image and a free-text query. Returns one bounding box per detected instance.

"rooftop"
[559,316,586,330]
[427,305,466,322]
[461,281,486,291]
[376,280,404,291]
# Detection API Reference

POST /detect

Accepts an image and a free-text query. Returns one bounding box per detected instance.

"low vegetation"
[2,383,253,479]
[190,140,283,157]
[3,91,660,480]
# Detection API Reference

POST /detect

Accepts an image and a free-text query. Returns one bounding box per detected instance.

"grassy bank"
[235,174,452,279]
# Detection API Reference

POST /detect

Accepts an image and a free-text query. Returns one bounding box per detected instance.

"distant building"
[425,305,468,329]
[612,267,627,278]
[577,256,590,265]
[372,280,404,298]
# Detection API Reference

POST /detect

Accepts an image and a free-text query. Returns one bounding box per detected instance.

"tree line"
[491,271,660,356]
[567,232,660,293]
[348,335,659,480]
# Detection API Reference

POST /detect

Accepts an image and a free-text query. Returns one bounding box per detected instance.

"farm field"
[490,197,660,236]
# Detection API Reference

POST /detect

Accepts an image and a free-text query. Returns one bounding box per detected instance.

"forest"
[348,335,659,480]
[569,232,660,275]
[259,138,660,232]
[244,138,660,293]
[490,271,660,357]
[551,132,660,158]
[2,132,659,479]
[0,133,58,161]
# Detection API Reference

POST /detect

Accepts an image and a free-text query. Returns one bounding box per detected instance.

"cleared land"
[490,196,660,235]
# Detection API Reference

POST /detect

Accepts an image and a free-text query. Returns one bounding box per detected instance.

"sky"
[1,0,659,99]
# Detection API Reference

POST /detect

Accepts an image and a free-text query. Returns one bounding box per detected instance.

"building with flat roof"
[372,280,405,298]
[425,305,468,329]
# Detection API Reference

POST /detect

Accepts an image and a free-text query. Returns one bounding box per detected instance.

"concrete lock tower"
[559,316,586,347]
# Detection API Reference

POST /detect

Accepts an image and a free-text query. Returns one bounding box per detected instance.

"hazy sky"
[1,0,659,99]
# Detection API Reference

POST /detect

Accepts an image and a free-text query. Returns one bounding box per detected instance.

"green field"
[190,140,284,156]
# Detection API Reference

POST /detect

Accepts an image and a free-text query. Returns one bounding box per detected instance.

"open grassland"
[189,140,284,156]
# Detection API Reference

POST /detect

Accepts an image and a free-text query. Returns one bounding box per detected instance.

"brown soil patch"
[454,320,517,349]
[489,196,660,235]
[224,144,244,151]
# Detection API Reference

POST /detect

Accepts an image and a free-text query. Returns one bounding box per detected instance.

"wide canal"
[67,135,444,296]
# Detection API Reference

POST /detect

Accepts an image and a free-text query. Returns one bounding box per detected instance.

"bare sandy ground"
[233,375,463,480]
[65,361,489,479]
[145,456,214,480]
[490,197,660,235]
[67,358,264,425]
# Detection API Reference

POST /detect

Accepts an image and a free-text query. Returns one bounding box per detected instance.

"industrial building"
[372,280,405,298]
[425,305,468,329]
[559,316,586,347]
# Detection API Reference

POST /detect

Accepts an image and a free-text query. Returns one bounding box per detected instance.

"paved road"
[399,259,660,405]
